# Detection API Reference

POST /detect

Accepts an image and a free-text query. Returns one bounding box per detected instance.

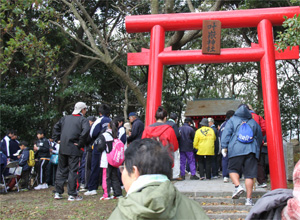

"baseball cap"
[128,112,137,117]
[72,102,87,114]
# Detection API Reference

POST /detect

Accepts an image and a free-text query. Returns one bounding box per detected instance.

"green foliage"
[0,0,60,75]
[275,14,300,51]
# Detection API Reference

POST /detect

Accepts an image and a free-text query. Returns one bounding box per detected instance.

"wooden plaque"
[202,20,221,55]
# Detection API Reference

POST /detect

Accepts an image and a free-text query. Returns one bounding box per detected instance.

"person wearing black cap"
[193,118,216,180]
[127,112,144,144]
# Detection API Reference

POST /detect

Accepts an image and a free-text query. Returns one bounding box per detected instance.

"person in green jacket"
[108,138,209,220]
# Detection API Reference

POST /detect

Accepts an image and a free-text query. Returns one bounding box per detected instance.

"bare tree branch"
[186,0,195,12]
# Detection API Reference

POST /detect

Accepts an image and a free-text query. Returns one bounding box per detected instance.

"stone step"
[206,213,248,220]
[194,197,258,205]
[182,191,266,198]
[202,205,252,212]
[190,196,255,219]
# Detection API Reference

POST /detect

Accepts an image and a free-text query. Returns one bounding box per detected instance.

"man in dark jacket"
[127,112,144,144]
[34,129,51,190]
[0,130,20,161]
[53,102,90,201]
[179,117,199,180]
[221,104,263,206]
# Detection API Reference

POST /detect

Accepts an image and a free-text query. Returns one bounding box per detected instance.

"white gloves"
[221,149,227,158]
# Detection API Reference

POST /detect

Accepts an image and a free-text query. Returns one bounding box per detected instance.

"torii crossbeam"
[126,6,300,190]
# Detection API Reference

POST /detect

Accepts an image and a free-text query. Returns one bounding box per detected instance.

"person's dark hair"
[155,106,167,121]
[115,115,125,123]
[99,104,110,116]
[37,129,44,135]
[7,129,17,135]
[226,110,235,119]
[110,118,119,139]
[20,140,28,147]
[169,113,178,121]
[184,117,193,124]
[125,138,173,179]
[87,116,96,122]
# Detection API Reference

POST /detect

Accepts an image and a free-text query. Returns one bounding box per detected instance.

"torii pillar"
[126,6,300,189]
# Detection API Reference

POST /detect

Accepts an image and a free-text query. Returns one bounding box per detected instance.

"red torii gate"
[126,6,300,190]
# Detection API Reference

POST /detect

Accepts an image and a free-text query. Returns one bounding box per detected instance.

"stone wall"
[283,139,299,181]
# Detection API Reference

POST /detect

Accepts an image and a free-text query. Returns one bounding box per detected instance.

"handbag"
[50,154,59,165]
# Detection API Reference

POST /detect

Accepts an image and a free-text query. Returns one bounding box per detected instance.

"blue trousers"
[79,151,86,184]
[87,150,101,191]
[222,154,229,178]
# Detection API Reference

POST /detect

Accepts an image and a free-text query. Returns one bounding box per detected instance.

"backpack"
[27,149,35,167]
[237,120,254,143]
[107,138,125,168]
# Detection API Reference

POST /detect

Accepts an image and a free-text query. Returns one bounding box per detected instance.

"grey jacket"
[245,188,293,220]
[52,114,90,156]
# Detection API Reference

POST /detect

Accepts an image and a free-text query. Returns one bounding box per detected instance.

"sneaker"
[257,183,267,188]
[68,195,83,201]
[42,183,48,189]
[245,198,254,206]
[232,185,245,199]
[84,190,97,196]
[79,188,88,192]
[190,175,200,180]
[54,193,63,200]
[180,175,186,180]
[34,184,44,190]
[212,176,219,179]
[20,188,29,192]
[110,195,123,199]
[100,196,110,200]
[200,177,205,180]
[223,177,229,183]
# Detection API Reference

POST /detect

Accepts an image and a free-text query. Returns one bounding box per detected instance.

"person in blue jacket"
[18,141,31,190]
[221,104,262,206]
[85,104,111,196]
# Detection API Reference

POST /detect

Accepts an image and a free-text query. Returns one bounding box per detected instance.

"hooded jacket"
[142,123,178,152]
[193,126,216,156]
[221,105,263,159]
[108,180,209,220]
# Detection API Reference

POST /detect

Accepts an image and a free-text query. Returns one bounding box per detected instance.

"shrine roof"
[185,98,242,117]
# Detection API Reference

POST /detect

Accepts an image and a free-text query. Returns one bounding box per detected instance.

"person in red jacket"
[248,104,267,188]
[142,106,179,157]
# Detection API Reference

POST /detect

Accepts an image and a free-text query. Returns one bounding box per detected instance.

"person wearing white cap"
[52,101,90,201]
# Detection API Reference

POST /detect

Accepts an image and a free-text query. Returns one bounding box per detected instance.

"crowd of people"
[2,101,298,218]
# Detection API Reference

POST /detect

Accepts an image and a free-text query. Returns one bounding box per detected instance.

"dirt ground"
[0,186,120,220]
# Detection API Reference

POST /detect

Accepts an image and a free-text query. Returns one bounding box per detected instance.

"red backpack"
[107,138,125,168]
